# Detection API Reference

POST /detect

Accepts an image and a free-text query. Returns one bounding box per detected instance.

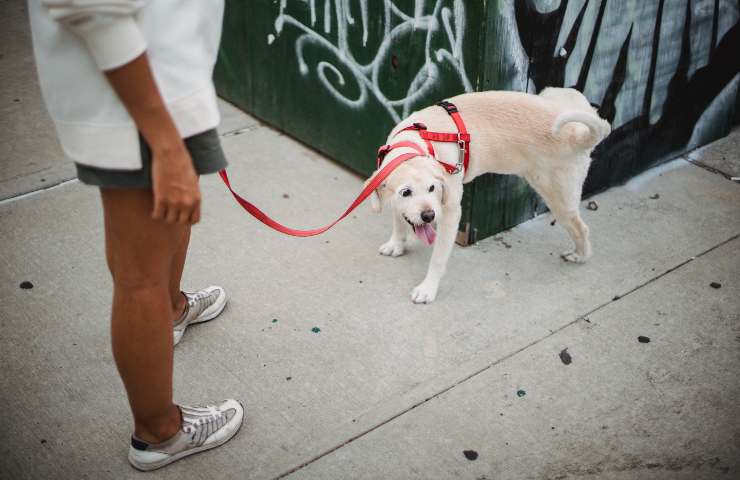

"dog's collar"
[376,101,471,175]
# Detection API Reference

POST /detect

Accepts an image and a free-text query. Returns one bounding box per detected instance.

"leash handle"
[219,144,424,237]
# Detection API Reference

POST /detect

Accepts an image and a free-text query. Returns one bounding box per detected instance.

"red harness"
[220,101,470,237]
[377,101,471,175]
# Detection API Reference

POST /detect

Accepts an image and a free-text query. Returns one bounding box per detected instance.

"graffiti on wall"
[511,0,739,187]
[271,0,473,123]
[263,0,738,189]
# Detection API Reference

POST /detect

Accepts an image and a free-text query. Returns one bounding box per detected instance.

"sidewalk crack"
[0,177,79,205]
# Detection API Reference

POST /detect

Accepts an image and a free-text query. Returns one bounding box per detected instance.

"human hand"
[151,141,201,224]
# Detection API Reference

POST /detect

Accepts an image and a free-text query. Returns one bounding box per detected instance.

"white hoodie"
[28,0,225,170]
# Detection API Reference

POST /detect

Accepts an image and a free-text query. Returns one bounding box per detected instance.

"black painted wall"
[465,0,739,242]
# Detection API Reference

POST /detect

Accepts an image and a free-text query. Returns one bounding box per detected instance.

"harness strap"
[437,100,470,173]
[377,140,427,168]
[420,131,471,143]
[220,142,425,237]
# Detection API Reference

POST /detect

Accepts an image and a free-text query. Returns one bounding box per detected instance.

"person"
[28,0,243,471]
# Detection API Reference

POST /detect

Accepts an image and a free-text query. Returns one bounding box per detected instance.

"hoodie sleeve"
[40,0,147,71]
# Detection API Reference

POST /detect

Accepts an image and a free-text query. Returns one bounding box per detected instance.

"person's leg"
[101,187,185,443]
[169,227,190,322]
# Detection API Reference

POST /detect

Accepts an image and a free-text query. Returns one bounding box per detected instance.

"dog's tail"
[552,111,611,148]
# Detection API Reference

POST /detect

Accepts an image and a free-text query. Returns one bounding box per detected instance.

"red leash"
[219,101,470,237]
[219,142,425,237]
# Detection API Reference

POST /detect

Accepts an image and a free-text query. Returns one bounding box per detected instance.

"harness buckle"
[452,134,466,174]
[437,101,458,114]
[377,144,392,167]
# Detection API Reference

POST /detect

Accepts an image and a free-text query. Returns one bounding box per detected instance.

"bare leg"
[378,212,408,257]
[102,188,185,443]
[411,204,461,304]
[169,227,190,321]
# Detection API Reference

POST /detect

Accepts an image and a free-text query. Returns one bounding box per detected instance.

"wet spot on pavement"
[559,348,572,365]
[463,450,478,461]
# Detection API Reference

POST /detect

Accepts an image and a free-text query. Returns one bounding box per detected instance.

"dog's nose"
[421,210,435,223]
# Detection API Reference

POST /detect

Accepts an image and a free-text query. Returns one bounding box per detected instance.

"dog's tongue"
[414,224,436,246]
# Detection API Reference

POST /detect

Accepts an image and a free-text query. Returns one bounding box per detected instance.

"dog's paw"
[411,282,438,304]
[561,251,588,264]
[379,240,405,257]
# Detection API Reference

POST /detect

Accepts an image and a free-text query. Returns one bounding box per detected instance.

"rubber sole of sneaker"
[128,402,244,471]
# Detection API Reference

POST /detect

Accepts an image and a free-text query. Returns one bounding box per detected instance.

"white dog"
[367,88,611,304]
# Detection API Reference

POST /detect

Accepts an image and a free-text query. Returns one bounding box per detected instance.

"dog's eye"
[428,185,435,193]
[400,188,412,197]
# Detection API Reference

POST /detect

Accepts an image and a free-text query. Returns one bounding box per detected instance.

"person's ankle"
[172,292,187,324]
[134,405,181,444]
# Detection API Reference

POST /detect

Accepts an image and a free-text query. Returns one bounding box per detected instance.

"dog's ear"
[433,172,449,205]
[370,185,384,212]
[363,176,385,213]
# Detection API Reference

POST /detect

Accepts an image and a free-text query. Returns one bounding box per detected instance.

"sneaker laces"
[189,290,211,303]
[182,406,228,447]
[186,290,216,317]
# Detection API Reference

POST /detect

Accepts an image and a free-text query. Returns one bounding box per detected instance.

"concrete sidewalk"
[1,4,739,478]
[2,100,739,479]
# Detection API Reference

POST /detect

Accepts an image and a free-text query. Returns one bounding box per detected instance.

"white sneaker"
[128,399,244,471]
[173,286,227,345]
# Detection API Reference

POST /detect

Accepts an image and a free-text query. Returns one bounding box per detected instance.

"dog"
[366,88,611,304]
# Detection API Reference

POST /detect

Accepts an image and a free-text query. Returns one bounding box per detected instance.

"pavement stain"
[559,348,572,365]
[463,450,479,461]
[493,234,512,249]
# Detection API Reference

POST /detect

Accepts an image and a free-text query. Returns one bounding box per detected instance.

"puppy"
[367,88,611,304]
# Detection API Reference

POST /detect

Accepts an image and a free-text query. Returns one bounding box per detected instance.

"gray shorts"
[75,129,228,188]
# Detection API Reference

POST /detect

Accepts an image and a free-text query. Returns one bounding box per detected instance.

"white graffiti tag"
[273,0,473,123]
